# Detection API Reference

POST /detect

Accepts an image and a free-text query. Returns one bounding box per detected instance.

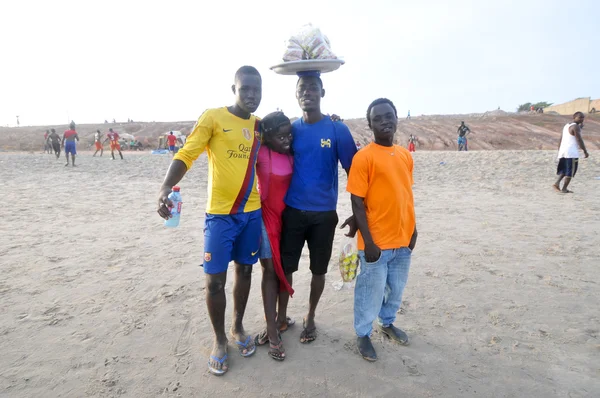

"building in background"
[544,97,599,115]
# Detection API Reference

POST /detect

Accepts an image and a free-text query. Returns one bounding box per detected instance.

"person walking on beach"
[346,98,417,362]
[43,130,52,154]
[47,128,61,159]
[166,131,178,155]
[280,70,357,345]
[157,66,263,376]
[406,110,411,120]
[553,111,589,193]
[62,122,79,167]
[408,134,417,152]
[93,129,103,157]
[177,133,187,147]
[457,121,470,151]
[104,128,124,160]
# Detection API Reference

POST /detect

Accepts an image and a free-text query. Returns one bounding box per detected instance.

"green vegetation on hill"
[517,102,553,112]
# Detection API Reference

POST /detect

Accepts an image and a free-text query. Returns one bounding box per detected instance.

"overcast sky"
[1,0,598,127]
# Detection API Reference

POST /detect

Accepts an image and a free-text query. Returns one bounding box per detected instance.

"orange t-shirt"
[346,143,415,250]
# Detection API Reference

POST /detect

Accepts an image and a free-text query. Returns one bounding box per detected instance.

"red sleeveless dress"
[261,149,295,296]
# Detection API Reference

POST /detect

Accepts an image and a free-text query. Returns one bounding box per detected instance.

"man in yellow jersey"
[157,66,262,376]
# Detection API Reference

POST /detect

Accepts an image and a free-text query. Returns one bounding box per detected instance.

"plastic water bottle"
[164,186,182,228]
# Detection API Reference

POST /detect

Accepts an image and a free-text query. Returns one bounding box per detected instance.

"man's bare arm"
[571,125,589,157]
[408,226,418,251]
[351,194,380,262]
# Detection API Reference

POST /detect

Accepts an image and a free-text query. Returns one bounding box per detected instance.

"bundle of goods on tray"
[271,24,345,75]
[283,24,338,61]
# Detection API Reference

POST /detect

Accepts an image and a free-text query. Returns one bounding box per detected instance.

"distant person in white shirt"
[93,129,103,157]
[177,133,187,147]
[553,112,589,193]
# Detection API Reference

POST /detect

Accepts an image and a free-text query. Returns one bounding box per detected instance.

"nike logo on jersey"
[223,129,232,132]
[251,250,259,256]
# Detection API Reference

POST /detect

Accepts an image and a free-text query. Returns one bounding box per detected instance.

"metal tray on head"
[270,59,345,75]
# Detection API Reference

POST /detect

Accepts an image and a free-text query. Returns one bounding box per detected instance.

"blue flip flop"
[208,354,228,376]
[234,335,256,357]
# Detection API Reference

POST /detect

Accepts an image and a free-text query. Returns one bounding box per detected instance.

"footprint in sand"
[174,317,193,357]
[101,370,119,387]
[175,357,190,375]
[164,381,181,393]
[343,340,358,354]
[401,356,422,376]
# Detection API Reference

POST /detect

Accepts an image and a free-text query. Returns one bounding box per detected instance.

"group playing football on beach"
[43,123,125,166]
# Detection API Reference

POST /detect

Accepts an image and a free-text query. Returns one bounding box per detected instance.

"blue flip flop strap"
[209,354,228,364]
[235,335,252,348]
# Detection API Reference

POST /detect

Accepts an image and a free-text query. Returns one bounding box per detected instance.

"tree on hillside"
[517,102,553,112]
[533,101,552,109]
[517,103,532,112]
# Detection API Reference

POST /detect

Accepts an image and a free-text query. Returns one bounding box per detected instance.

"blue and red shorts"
[202,209,262,274]
[65,141,77,155]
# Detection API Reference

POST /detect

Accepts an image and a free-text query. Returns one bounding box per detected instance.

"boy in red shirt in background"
[62,122,79,167]
[166,131,178,155]
[408,134,417,152]
[104,128,124,160]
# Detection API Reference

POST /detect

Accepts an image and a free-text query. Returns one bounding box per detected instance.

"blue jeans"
[354,247,412,337]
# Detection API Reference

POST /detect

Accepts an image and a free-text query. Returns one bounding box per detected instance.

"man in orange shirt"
[345,98,418,362]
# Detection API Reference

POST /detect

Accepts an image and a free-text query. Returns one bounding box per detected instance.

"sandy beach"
[1,150,599,398]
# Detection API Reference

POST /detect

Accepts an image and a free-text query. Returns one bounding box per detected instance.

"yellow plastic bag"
[338,237,358,283]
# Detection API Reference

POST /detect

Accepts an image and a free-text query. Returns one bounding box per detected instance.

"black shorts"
[52,142,61,153]
[280,206,338,276]
[557,158,578,178]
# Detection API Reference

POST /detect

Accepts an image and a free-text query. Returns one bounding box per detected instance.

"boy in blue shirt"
[280,71,357,344]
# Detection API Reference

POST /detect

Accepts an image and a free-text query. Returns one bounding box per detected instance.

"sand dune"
[2,112,599,152]
[1,150,599,397]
